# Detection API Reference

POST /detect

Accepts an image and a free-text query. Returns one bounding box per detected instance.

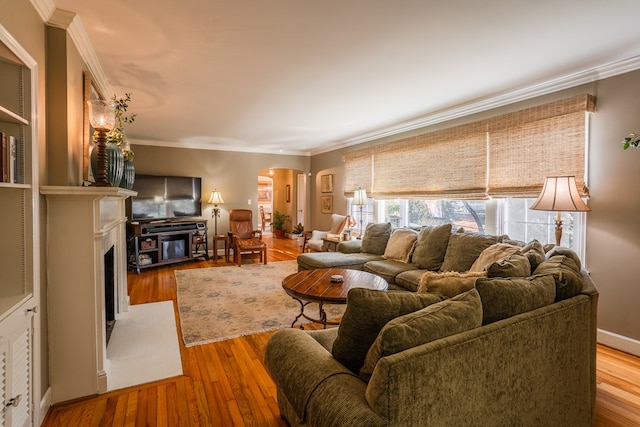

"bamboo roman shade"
[487,95,595,197]
[372,122,487,199]
[343,94,595,200]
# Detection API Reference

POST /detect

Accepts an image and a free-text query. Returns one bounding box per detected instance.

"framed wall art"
[286,184,291,203]
[321,174,334,193]
[321,195,333,213]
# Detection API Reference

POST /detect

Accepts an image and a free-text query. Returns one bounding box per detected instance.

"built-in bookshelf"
[0,23,39,427]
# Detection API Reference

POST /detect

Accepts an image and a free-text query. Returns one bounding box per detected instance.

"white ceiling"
[51,0,640,155]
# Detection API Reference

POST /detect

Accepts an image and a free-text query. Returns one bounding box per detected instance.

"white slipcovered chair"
[302,214,348,252]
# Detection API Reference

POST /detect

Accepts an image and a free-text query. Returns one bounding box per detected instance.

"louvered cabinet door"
[0,306,33,427]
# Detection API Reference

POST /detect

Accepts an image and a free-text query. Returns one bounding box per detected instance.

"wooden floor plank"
[40,236,640,427]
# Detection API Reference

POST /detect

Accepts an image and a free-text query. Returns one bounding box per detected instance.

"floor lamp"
[530,176,590,246]
[352,188,368,239]
[208,189,224,236]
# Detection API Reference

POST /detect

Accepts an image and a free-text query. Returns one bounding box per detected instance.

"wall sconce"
[87,100,116,187]
[208,189,225,236]
[530,176,590,246]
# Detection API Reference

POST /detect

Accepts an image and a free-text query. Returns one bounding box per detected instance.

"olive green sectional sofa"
[265,222,599,426]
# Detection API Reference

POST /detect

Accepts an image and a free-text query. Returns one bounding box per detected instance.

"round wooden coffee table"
[282,268,388,328]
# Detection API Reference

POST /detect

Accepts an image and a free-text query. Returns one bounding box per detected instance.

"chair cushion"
[410,224,452,270]
[383,229,418,263]
[475,275,556,324]
[359,289,483,382]
[417,270,487,298]
[236,237,266,250]
[440,232,499,272]
[361,222,392,255]
[331,288,445,374]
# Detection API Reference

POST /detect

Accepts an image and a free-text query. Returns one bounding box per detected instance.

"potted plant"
[271,211,289,238]
[292,223,305,246]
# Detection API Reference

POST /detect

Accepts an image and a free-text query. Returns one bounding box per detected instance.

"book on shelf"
[7,135,17,183]
[0,131,6,182]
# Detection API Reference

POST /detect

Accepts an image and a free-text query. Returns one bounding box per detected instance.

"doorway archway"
[258,168,307,237]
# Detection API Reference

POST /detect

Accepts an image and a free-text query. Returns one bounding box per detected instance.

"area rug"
[175,260,345,346]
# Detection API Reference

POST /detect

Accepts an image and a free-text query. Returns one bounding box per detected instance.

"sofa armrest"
[337,239,362,253]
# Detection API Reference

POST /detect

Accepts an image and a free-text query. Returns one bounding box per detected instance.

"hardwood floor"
[42,236,640,426]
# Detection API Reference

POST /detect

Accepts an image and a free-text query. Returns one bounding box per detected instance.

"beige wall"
[130,144,310,238]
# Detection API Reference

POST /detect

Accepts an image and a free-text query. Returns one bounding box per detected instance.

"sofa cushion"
[519,239,546,271]
[410,224,452,270]
[331,288,445,374]
[394,270,428,292]
[364,260,420,285]
[475,275,556,324]
[359,289,483,382]
[533,255,583,302]
[417,270,487,298]
[486,253,531,278]
[383,229,418,263]
[469,243,521,272]
[297,252,383,271]
[440,232,499,272]
[545,246,582,271]
[361,222,393,255]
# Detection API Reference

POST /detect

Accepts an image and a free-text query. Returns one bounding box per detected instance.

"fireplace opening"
[105,246,116,345]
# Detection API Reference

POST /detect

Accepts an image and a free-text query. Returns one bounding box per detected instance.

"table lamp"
[87,100,116,186]
[530,176,590,246]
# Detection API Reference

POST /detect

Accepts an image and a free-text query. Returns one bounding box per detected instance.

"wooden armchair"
[228,209,267,266]
[259,206,272,232]
[302,214,348,252]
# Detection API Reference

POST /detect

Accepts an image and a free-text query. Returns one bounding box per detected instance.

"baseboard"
[597,328,640,357]
[38,386,52,426]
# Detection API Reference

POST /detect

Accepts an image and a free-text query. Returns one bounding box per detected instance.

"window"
[376,199,487,233]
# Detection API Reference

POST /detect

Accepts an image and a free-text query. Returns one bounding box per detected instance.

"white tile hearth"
[106,301,183,391]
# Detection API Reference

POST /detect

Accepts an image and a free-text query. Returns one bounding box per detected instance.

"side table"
[321,237,340,252]
[212,235,229,263]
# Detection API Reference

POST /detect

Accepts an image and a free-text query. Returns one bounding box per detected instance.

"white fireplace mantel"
[41,185,135,404]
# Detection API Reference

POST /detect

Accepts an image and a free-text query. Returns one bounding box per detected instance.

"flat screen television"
[128,174,202,221]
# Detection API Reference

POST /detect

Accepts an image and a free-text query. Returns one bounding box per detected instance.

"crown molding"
[310,54,640,156]
[32,0,112,98]
[130,138,311,157]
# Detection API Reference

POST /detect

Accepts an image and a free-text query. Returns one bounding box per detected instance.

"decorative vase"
[120,160,135,190]
[91,142,125,187]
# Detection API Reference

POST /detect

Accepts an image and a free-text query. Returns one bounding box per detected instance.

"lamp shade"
[87,100,115,131]
[530,176,590,212]
[352,188,368,206]
[208,190,224,205]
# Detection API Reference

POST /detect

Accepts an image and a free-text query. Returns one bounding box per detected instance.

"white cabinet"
[0,23,39,427]
[0,307,34,427]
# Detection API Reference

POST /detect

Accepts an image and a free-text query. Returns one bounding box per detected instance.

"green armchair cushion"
[533,254,583,301]
[410,224,452,270]
[359,289,483,382]
[475,275,556,324]
[440,232,499,272]
[383,229,418,263]
[361,222,393,255]
[331,288,445,374]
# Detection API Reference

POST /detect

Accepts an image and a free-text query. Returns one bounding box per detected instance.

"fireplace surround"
[41,186,135,404]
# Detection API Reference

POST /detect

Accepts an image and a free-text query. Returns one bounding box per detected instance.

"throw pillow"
[475,275,556,324]
[545,246,582,271]
[469,243,521,272]
[533,255,583,301]
[410,224,452,270]
[359,289,483,382]
[331,288,445,374]
[440,232,499,272]
[383,229,418,263]
[417,270,487,298]
[361,222,392,255]
[486,253,531,278]
[519,239,546,271]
